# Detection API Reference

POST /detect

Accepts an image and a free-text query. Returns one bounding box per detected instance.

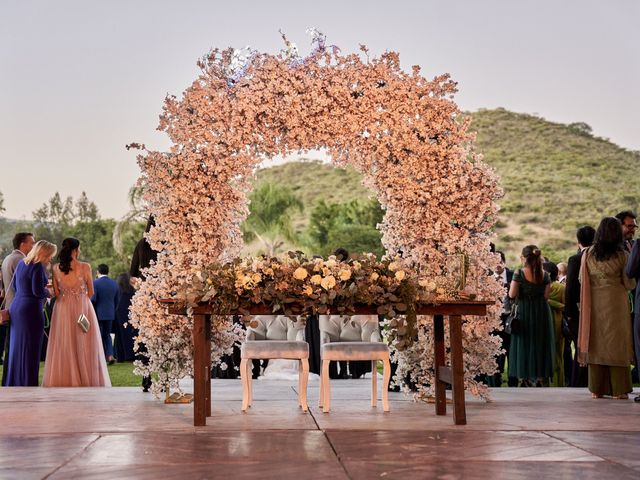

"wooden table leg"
[433,314,446,416]
[193,313,207,426]
[205,314,212,417]
[449,314,466,425]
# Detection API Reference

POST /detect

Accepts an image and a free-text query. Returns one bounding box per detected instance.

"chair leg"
[246,358,253,407]
[318,359,324,408]
[298,360,302,407]
[371,359,378,408]
[382,355,391,412]
[322,359,331,413]
[240,358,249,412]
[300,358,309,413]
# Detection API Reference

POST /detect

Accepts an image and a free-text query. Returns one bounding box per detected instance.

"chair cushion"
[241,340,309,360]
[321,342,389,361]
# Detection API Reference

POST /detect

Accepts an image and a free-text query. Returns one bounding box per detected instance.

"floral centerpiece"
[176,252,476,352]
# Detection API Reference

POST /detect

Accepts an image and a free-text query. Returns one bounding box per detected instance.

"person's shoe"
[107,356,115,365]
[634,395,640,403]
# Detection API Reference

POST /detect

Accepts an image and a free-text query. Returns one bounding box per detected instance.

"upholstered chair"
[318,315,391,413]
[239,315,309,412]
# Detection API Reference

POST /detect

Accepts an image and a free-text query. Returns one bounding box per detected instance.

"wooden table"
[160,300,493,427]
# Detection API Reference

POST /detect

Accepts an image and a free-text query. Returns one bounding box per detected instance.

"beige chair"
[239,315,309,412]
[319,315,391,413]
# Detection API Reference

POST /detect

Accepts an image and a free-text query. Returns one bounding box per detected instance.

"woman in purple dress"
[5,241,57,386]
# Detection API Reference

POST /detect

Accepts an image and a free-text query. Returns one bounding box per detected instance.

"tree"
[113,185,148,266]
[0,191,5,215]
[75,191,100,222]
[29,192,134,273]
[327,223,385,258]
[305,198,384,257]
[32,192,75,246]
[242,182,303,256]
[568,122,593,136]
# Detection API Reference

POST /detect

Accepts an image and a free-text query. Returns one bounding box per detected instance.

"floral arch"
[129,32,504,399]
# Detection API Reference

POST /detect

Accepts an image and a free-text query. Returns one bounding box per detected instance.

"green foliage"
[242,182,303,256]
[304,199,384,257]
[326,224,384,258]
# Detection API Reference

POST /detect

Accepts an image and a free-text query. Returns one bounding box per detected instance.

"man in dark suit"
[92,264,120,365]
[616,211,639,385]
[564,225,596,387]
[624,223,640,401]
[494,251,516,387]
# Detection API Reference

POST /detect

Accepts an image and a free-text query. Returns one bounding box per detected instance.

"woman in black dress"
[114,273,136,362]
[130,216,157,391]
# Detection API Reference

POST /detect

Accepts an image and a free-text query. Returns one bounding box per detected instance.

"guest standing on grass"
[543,261,566,387]
[578,217,635,399]
[43,238,111,387]
[130,216,158,392]
[4,241,56,386]
[564,225,595,387]
[0,232,36,384]
[114,273,136,362]
[508,245,555,387]
[92,264,120,365]
[493,251,516,387]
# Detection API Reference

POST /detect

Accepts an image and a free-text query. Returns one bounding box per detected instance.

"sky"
[1,0,638,220]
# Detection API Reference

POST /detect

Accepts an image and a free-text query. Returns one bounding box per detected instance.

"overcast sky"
[1,0,638,220]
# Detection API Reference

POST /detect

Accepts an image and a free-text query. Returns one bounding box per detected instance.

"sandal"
[613,394,628,400]
[591,393,603,399]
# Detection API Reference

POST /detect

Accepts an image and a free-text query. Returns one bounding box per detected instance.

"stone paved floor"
[0,379,639,479]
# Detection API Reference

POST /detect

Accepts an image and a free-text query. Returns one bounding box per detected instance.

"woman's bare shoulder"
[79,262,92,272]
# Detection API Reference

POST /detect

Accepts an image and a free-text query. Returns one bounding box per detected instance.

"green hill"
[253,108,640,266]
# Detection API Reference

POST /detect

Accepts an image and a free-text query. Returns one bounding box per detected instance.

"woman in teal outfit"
[508,245,555,386]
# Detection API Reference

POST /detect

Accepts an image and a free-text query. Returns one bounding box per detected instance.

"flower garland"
[129,30,504,399]
[187,251,442,308]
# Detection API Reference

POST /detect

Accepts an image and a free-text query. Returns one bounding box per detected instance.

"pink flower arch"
[129,34,504,399]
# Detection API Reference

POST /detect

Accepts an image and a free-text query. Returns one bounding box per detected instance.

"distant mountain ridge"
[255,108,640,265]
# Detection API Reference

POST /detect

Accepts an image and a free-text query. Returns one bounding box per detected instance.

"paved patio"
[1,379,639,479]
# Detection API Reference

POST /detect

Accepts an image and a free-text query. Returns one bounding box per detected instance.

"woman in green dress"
[508,245,555,386]
[578,217,635,399]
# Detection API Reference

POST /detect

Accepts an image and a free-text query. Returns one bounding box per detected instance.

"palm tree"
[242,182,303,256]
[112,185,147,260]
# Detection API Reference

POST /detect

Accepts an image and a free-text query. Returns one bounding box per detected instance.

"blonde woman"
[5,240,56,386]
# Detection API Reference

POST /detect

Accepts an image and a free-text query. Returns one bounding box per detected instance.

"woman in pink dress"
[43,238,111,387]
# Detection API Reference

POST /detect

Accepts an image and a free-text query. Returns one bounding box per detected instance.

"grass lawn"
[0,361,141,387]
